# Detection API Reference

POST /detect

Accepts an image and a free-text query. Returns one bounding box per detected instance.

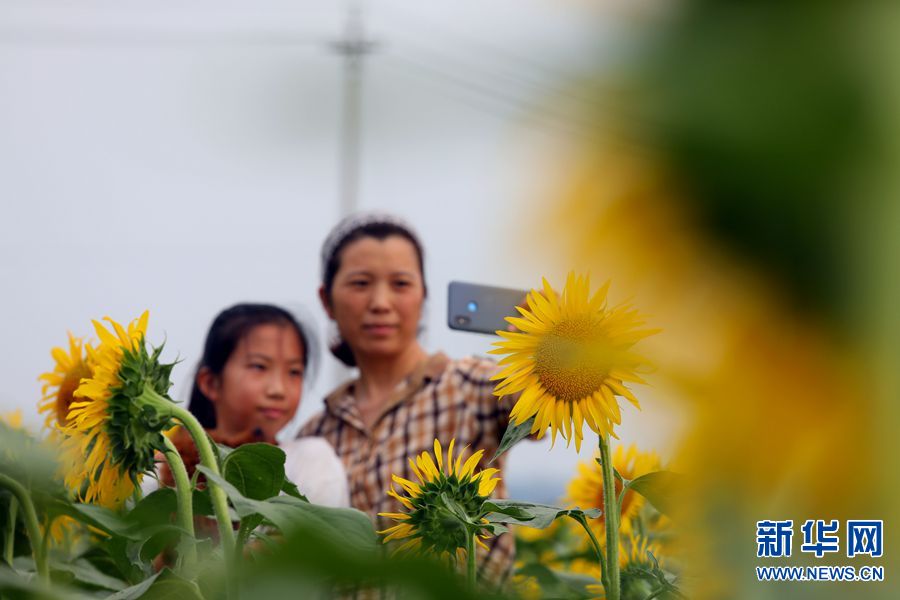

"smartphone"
[448,281,527,335]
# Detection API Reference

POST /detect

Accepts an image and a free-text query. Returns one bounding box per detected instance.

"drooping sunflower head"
[567,444,661,533]
[490,272,658,450]
[39,332,93,431]
[378,439,500,561]
[61,311,177,507]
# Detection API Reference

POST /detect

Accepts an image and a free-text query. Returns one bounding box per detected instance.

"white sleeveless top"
[281,436,350,508]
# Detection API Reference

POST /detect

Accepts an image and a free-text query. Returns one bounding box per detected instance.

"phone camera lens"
[456,315,471,326]
[466,301,478,313]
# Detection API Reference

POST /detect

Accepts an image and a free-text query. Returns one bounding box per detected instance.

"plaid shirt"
[298,353,518,586]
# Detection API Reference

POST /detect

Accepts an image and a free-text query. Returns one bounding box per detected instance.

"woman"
[298,214,517,584]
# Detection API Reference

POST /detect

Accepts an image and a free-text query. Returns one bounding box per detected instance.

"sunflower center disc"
[534,317,611,403]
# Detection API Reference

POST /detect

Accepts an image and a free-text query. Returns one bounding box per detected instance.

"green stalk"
[4,497,17,565]
[40,519,51,569]
[234,519,253,561]
[598,433,621,600]
[162,435,197,571]
[465,528,477,590]
[0,474,47,581]
[169,405,235,550]
[570,513,607,591]
[138,386,235,597]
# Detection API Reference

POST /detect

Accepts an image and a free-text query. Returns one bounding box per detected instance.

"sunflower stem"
[570,514,607,589]
[40,519,51,568]
[598,433,621,600]
[141,391,235,548]
[4,497,17,565]
[465,528,477,590]
[0,474,47,581]
[142,390,235,597]
[234,519,253,561]
[162,435,198,572]
[167,405,235,550]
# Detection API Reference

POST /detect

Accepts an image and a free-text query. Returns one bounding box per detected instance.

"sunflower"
[566,527,667,573]
[490,273,657,450]
[1,409,22,429]
[567,444,661,533]
[511,573,542,600]
[39,332,93,430]
[378,439,500,561]
[61,311,176,507]
[581,532,668,600]
[586,583,605,600]
[622,530,665,569]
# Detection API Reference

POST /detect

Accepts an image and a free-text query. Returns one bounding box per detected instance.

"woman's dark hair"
[321,218,426,367]
[188,303,310,429]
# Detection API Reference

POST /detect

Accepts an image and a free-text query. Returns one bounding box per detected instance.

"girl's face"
[199,323,304,442]
[323,235,425,361]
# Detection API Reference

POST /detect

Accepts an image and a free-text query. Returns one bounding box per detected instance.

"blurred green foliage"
[627,1,888,322]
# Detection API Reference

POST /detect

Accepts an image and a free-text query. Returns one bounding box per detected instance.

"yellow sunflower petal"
[490,274,656,442]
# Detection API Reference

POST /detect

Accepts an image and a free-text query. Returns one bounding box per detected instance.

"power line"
[385,47,623,138]
[377,4,607,113]
[380,53,599,142]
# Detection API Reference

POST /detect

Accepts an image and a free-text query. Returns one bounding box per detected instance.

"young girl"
[175,303,349,507]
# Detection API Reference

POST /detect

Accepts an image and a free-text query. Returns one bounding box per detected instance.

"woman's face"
[200,323,304,442]
[324,235,425,361]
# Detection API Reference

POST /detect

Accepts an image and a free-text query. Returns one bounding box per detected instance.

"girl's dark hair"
[188,303,310,429]
[321,219,426,367]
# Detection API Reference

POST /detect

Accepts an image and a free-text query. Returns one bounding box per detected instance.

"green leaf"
[626,471,684,517]
[280,477,309,501]
[215,443,234,463]
[272,497,378,554]
[222,443,286,501]
[107,569,203,600]
[62,502,141,540]
[0,561,80,599]
[197,466,377,553]
[481,522,509,536]
[134,525,187,563]
[490,416,535,463]
[192,488,214,517]
[238,522,488,600]
[49,558,127,592]
[101,534,148,585]
[126,488,177,530]
[483,500,601,529]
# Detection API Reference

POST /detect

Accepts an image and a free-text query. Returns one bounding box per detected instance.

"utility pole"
[333,0,377,217]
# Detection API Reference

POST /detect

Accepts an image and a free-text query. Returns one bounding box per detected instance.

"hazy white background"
[0,0,679,502]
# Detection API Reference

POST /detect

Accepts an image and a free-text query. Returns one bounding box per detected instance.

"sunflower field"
[0,272,685,600]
